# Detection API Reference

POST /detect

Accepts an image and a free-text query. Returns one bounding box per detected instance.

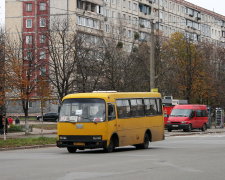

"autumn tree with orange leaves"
[4,35,37,134]
[160,32,215,104]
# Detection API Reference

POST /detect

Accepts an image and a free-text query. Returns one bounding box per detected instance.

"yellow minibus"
[57,91,164,153]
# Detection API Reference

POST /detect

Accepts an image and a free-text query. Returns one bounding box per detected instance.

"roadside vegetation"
[32,124,57,130]
[8,125,24,132]
[0,137,56,148]
[7,123,56,133]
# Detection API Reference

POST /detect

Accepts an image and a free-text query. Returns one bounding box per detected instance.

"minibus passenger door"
[107,103,117,131]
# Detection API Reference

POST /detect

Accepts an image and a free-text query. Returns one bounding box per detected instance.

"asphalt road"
[0,133,225,180]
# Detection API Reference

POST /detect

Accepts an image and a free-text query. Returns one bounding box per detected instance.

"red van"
[166,104,208,132]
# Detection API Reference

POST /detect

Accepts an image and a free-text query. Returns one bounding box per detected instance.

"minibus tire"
[104,138,115,153]
[201,124,207,131]
[168,128,172,132]
[67,147,77,153]
[187,124,192,132]
[143,133,150,149]
[136,133,150,149]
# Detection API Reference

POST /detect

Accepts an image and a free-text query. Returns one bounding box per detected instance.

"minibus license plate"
[172,125,178,127]
[74,142,85,146]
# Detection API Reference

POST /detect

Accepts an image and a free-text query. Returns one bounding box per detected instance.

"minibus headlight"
[59,136,67,140]
[167,121,171,124]
[181,121,186,124]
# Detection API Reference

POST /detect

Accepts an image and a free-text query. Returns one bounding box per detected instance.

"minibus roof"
[173,104,207,110]
[62,92,161,102]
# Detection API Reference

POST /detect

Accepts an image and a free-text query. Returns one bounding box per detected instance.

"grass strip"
[0,137,56,148]
[32,124,57,130]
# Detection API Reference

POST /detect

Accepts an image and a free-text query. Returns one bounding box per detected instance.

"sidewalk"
[165,126,225,137]
[1,126,225,139]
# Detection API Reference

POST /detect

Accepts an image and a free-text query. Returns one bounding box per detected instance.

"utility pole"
[150,19,155,91]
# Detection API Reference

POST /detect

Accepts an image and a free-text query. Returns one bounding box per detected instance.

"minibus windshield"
[59,98,105,122]
[170,109,192,117]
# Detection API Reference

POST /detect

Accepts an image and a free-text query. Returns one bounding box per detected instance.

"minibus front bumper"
[166,124,189,130]
[56,135,107,149]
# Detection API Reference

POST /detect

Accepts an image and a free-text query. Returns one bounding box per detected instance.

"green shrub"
[8,125,24,132]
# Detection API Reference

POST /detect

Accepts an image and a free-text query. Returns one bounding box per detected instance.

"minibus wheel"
[142,133,150,149]
[135,133,150,149]
[67,147,77,153]
[137,133,150,149]
[104,138,115,153]
[187,124,192,132]
[201,124,207,131]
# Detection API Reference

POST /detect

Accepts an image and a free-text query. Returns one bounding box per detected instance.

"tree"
[160,32,214,103]
[75,33,106,92]
[47,19,80,101]
[36,76,52,136]
[4,33,36,134]
[0,28,6,115]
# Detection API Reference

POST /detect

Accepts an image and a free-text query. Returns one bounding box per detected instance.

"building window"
[26,19,32,28]
[77,16,100,29]
[128,1,131,10]
[139,4,151,15]
[105,24,110,32]
[133,3,137,11]
[26,3,32,12]
[222,31,225,38]
[28,101,33,108]
[40,18,46,27]
[25,35,32,44]
[39,51,46,59]
[133,17,137,25]
[26,51,33,60]
[39,2,47,11]
[123,0,126,8]
[127,30,132,38]
[40,35,46,43]
[40,67,47,75]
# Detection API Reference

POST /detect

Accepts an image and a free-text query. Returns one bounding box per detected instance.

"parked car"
[37,112,58,122]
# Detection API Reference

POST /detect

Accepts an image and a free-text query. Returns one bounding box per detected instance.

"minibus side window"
[130,99,138,117]
[144,98,157,116]
[196,110,202,117]
[202,110,208,117]
[136,99,145,116]
[108,104,116,121]
[116,99,131,118]
[156,98,162,115]
[149,99,157,115]
[190,111,195,118]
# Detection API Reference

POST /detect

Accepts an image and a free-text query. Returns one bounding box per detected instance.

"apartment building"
[5,0,225,53]
[4,0,225,115]
[157,0,225,45]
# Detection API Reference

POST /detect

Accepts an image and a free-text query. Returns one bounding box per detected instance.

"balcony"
[81,0,104,6]
[222,37,225,42]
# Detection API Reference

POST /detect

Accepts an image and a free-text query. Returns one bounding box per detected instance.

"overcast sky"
[0,0,4,27]
[186,0,225,16]
[0,0,225,26]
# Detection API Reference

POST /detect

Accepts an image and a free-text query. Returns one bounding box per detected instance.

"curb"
[165,130,225,137]
[0,144,56,151]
